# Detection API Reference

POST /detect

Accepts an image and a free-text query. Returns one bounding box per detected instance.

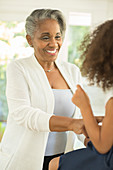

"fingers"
[76,84,85,93]
[72,84,83,100]
[72,84,90,108]
[76,84,82,89]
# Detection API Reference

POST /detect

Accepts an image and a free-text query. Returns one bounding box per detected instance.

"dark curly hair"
[79,19,113,91]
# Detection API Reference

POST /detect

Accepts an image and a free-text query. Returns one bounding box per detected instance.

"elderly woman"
[0,9,87,170]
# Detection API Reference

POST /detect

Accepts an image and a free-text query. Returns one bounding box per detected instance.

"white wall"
[0,0,113,24]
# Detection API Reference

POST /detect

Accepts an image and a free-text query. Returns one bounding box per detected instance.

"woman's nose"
[49,38,58,47]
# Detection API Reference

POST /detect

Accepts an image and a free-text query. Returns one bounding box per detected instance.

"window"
[68,12,91,67]
[68,12,105,117]
[0,21,33,141]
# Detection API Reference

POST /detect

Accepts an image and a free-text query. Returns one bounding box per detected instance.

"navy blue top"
[58,141,113,170]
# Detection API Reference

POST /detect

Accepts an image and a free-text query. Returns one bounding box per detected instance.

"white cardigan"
[0,55,84,170]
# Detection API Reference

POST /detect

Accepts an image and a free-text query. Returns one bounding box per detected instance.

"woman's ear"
[26,35,33,47]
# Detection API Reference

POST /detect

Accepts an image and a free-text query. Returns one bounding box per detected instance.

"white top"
[105,88,113,104]
[45,89,75,156]
[0,54,84,170]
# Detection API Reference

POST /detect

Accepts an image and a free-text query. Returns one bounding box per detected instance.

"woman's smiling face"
[29,19,63,63]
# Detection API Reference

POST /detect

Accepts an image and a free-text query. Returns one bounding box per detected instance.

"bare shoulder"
[105,97,113,117]
[104,97,113,134]
[49,156,60,170]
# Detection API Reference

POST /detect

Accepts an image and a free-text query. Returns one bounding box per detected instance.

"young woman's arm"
[72,85,113,154]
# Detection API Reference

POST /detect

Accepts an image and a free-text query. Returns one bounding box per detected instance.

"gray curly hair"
[25,9,66,40]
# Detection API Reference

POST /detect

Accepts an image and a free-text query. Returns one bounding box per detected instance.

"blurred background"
[0,0,113,141]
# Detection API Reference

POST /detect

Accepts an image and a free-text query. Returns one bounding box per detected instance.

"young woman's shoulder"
[105,88,113,104]
[106,97,113,109]
[105,97,113,119]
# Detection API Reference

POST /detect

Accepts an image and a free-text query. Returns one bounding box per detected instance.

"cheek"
[35,48,43,55]
[59,41,62,48]
[33,41,45,50]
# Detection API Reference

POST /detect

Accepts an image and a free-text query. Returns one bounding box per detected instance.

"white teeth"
[47,49,56,53]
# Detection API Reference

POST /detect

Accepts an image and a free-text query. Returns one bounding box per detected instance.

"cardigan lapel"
[31,54,55,115]
[55,59,76,94]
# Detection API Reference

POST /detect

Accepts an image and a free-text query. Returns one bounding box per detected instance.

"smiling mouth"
[46,49,57,55]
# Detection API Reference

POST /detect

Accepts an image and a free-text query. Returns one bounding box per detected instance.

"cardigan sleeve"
[6,61,52,132]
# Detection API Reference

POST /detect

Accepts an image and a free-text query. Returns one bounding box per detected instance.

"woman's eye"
[42,36,49,40]
[55,36,61,40]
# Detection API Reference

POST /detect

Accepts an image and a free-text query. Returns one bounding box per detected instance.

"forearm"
[49,115,73,132]
[83,115,104,146]
[80,107,100,145]
[49,115,85,135]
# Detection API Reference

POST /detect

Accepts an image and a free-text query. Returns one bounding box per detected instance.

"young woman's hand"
[72,85,91,112]
[71,119,88,137]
